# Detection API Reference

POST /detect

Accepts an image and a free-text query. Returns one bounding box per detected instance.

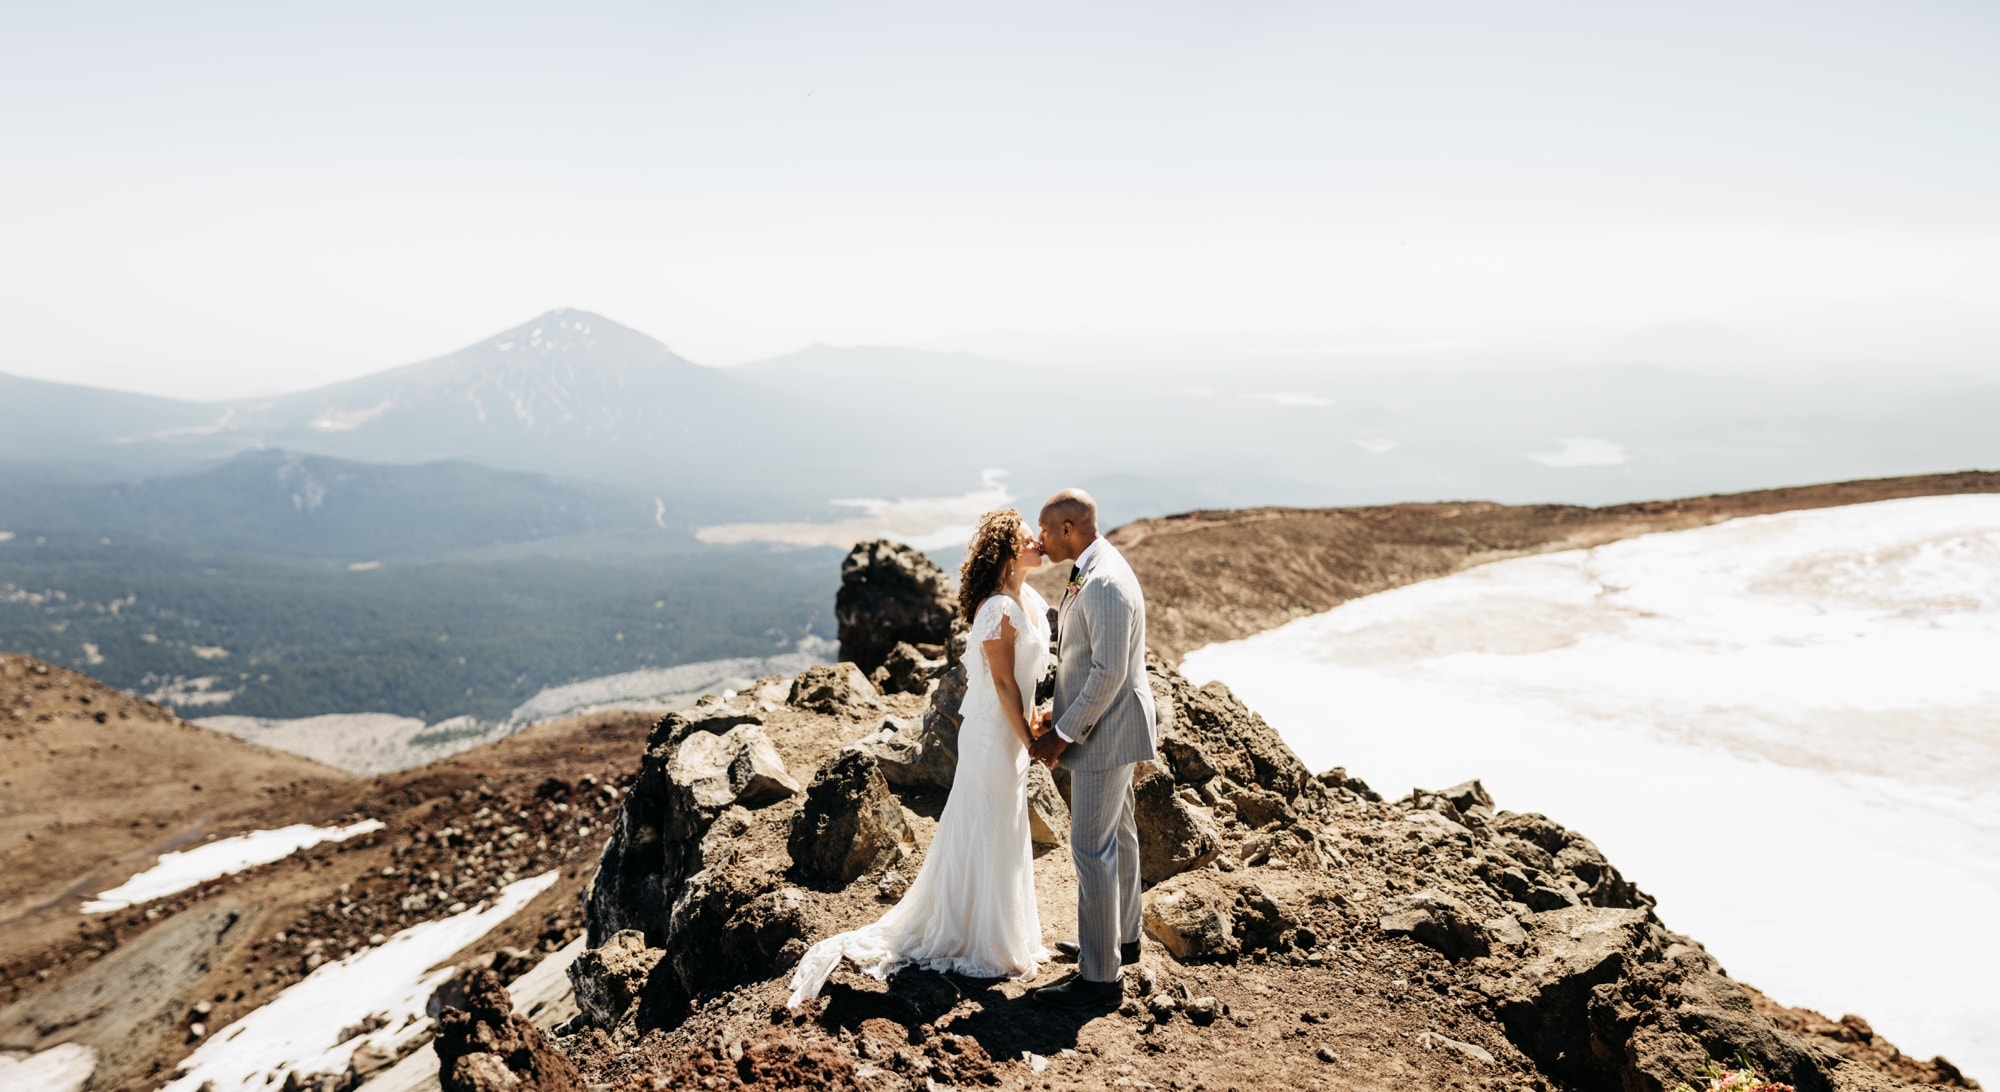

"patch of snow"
[654,497,668,529]
[147,675,239,708]
[1351,435,1400,455]
[310,400,393,432]
[0,531,14,543]
[697,469,1012,551]
[1528,436,1628,467]
[348,561,383,572]
[0,1043,96,1092]
[1182,494,2000,1082]
[162,872,557,1092]
[190,645,230,661]
[84,820,385,913]
[81,642,104,665]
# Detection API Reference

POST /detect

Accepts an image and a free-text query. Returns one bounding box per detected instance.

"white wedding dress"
[788,586,1052,1006]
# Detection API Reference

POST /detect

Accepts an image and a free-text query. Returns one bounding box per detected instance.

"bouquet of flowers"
[1672,1058,1796,1092]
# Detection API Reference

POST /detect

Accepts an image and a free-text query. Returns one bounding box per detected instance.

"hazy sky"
[3,2,1996,398]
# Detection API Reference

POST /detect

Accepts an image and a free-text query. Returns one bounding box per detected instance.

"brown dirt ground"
[0,653,352,966]
[0,696,655,1090]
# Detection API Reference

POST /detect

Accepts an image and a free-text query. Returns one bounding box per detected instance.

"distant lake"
[1183,495,2000,1084]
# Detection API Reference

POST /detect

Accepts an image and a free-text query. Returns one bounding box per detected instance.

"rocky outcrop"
[579,708,813,1030]
[835,539,955,674]
[435,969,582,1092]
[789,750,915,887]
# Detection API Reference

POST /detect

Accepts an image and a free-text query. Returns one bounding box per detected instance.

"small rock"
[567,930,663,1029]
[1379,889,1491,960]
[1419,1030,1496,1065]
[1316,1046,1339,1064]
[787,663,885,716]
[870,641,947,696]
[1184,996,1219,1026]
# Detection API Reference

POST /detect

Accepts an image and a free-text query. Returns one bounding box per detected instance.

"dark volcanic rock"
[788,749,916,888]
[566,930,661,1030]
[868,640,946,696]
[786,663,885,717]
[1378,888,1492,959]
[1147,656,1309,801]
[1134,768,1222,884]
[1491,810,1654,910]
[436,969,582,1092]
[835,539,955,674]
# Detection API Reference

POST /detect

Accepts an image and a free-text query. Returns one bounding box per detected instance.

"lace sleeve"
[968,595,1022,643]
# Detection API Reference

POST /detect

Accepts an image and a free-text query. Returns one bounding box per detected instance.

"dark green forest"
[0,531,839,722]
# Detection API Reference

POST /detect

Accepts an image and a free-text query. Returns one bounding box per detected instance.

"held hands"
[1028,728,1068,769]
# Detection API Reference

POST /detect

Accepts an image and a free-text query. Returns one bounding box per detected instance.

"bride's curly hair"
[958,509,1027,624]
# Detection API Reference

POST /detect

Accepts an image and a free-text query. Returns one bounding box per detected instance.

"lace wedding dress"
[788,586,1052,1006]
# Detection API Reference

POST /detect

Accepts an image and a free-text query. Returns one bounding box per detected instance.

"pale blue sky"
[3,2,1996,397]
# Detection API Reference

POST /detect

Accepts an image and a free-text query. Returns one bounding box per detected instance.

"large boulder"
[836,539,956,674]
[788,750,916,887]
[1142,874,1239,961]
[1133,768,1222,884]
[435,970,583,1092]
[787,663,885,717]
[669,725,801,811]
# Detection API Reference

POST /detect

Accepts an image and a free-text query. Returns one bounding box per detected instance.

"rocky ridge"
[499,597,1977,1090]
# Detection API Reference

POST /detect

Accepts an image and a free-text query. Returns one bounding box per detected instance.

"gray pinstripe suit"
[1052,540,1158,982]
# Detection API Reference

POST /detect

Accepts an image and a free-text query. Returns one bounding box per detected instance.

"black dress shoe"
[1030,974,1123,1011]
[1054,938,1142,965]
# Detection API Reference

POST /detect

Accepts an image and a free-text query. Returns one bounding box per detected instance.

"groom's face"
[1037,514,1075,563]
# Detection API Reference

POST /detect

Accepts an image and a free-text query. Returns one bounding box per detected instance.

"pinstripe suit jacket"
[1053,541,1159,771]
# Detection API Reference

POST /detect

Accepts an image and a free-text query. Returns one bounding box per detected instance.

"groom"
[1027,488,1158,1011]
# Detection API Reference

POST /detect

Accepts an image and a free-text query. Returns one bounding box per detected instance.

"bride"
[788,509,1052,1005]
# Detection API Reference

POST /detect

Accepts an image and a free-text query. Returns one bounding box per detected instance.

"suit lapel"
[1056,545,1105,657]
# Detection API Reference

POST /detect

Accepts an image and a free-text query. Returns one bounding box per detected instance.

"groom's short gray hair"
[1041,488,1097,531]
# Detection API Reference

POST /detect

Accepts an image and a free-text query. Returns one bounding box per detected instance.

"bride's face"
[1017,533,1047,573]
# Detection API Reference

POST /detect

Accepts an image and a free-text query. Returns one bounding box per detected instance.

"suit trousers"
[1068,762,1141,982]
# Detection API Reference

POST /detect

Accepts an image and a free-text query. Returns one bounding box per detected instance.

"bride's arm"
[982,615,1036,750]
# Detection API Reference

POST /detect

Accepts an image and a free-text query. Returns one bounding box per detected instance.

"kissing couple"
[788,488,1158,1012]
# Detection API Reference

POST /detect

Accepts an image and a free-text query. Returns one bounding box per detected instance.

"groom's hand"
[1029,731,1068,768]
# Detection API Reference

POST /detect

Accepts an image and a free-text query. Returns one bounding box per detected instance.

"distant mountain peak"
[485,308,617,357]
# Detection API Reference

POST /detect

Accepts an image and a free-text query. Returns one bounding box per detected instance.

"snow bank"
[83,820,385,914]
[0,1043,96,1092]
[1183,494,2000,1082]
[162,871,558,1092]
